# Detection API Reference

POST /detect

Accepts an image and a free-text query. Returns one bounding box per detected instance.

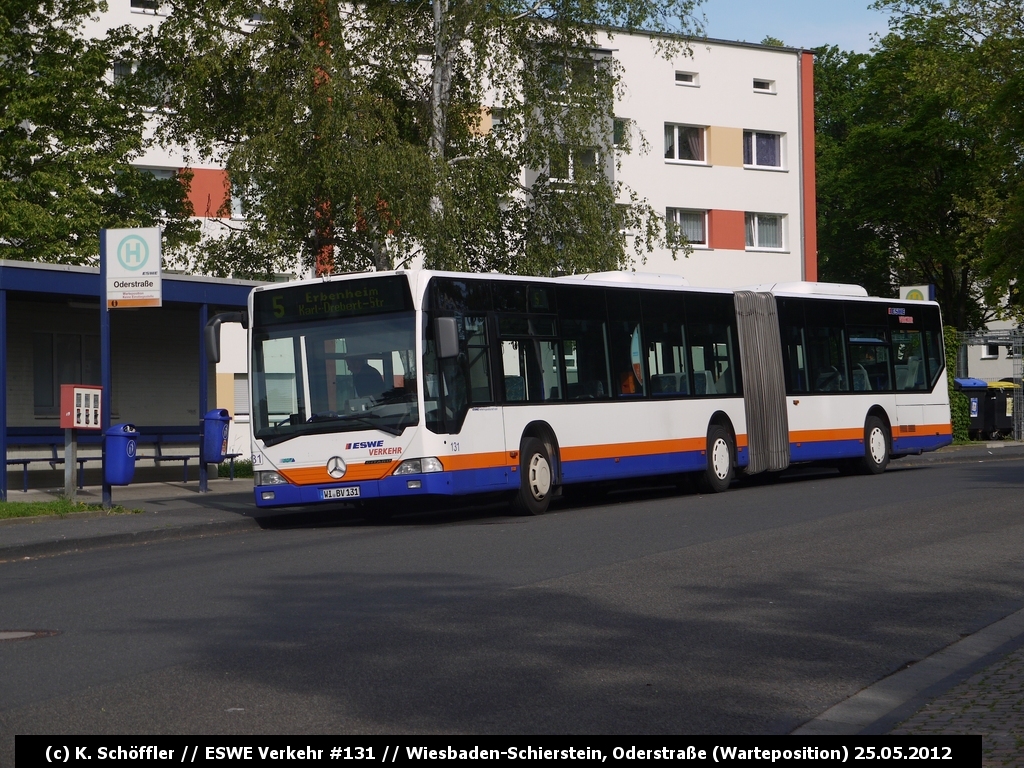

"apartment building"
[85,3,816,290]
[605,31,816,287]
[80,4,818,450]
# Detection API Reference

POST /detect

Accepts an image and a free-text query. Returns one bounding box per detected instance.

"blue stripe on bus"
[892,433,953,454]
[789,440,864,462]
[252,434,949,507]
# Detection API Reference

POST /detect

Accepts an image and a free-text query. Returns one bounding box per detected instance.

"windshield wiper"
[258,413,403,446]
[307,411,403,437]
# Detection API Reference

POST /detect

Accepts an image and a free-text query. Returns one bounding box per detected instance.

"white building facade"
[606,32,817,288]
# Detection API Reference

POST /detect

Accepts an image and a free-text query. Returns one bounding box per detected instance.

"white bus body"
[238,270,951,511]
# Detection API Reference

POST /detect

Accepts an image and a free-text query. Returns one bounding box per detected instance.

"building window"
[549,145,599,182]
[112,61,133,83]
[233,374,251,418]
[33,333,101,416]
[613,118,627,148]
[982,344,999,359]
[753,78,775,93]
[131,0,159,11]
[745,213,785,250]
[743,130,782,168]
[664,124,705,163]
[675,71,699,87]
[666,208,707,246]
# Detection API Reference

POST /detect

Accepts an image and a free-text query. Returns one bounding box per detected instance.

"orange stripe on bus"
[279,462,397,485]
[790,428,864,443]
[791,423,952,445]
[561,436,719,462]
[443,452,513,471]
[278,433,759,486]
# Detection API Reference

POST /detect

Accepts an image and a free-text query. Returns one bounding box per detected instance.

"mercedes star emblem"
[326,456,347,479]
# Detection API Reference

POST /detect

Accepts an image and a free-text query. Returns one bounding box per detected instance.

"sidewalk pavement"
[2,443,1024,754]
[0,477,260,561]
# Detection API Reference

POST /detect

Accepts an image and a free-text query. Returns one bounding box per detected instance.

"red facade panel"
[184,168,231,219]
[708,209,746,251]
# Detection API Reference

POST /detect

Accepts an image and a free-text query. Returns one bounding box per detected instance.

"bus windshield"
[251,312,418,446]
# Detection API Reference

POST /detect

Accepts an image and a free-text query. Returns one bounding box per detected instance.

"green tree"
[148,0,704,279]
[0,0,198,264]
[817,0,1024,329]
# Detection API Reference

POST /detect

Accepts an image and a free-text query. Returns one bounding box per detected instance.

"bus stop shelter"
[0,260,259,500]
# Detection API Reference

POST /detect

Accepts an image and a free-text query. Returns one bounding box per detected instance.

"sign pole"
[64,428,77,501]
[0,289,7,502]
[199,303,209,493]
[100,229,112,509]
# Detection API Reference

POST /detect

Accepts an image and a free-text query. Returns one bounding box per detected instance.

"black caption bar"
[16,735,979,768]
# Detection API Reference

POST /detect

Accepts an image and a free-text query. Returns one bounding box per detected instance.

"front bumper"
[254,471,458,508]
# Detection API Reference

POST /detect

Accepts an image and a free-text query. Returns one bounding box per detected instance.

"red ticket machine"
[60,385,103,430]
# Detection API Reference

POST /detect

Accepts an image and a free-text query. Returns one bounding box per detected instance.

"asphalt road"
[2,459,1023,753]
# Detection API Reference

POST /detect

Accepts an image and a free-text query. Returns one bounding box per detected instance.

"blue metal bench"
[5,426,242,489]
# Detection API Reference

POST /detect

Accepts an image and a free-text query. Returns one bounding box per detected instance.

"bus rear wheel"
[695,424,734,494]
[860,416,890,474]
[511,437,554,515]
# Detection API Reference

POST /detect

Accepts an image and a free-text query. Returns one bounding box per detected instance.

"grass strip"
[0,498,142,520]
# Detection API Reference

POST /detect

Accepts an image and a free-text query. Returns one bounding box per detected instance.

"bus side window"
[686,294,738,396]
[922,308,944,390]
[501,339,560,403]
[463,316,493,404]
[892,329,926,391]
[607,289,645,397]
[558,285,611,401]
[776,298,809,394]
[805,300,849,393]
[642,291,690,397]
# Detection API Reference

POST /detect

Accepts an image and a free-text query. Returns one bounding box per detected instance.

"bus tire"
[860,415,890,474]
[696,424,734,494]
[511,437,554,515]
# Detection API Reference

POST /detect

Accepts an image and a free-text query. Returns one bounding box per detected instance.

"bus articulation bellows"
[207,270,951,513]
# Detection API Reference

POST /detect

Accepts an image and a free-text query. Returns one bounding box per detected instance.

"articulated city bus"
[207,270,951,513]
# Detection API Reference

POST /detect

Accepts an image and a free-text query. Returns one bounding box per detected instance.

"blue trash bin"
[953,378,988,436]
[104,423,138,485]
[202,409,231,463]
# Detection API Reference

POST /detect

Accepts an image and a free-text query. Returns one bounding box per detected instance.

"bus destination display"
[254,276,413,326]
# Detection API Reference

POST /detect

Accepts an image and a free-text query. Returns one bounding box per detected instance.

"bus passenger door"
[428,314,509,492]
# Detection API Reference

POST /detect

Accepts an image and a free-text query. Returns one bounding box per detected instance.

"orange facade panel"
[184,168,231,219]
[708,209,746,251]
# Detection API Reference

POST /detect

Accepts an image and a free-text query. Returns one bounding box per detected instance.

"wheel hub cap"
[711,438,730,480]
[528,454,552,499]
[869,428,886,463]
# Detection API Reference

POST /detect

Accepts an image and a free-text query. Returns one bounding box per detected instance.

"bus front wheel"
[696,425,734,494]
[512,437,554,515]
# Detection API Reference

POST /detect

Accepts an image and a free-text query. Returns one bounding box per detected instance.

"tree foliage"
[0,0,197,264]
[815,0,1024,330]
[148,0,703,278]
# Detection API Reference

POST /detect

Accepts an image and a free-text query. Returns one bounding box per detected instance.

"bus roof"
[742,281,869,297]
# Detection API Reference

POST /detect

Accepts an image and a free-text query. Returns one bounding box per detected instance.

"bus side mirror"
[204,311,248,364]
[435,317,460,359]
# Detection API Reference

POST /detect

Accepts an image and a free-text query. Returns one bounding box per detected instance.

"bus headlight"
[393,457,444,475]
[256,471,289,486]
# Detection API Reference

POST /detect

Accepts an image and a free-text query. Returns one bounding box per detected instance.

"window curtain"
[745,213,755,246]
[758,215,781,248]
[686,128,704,162]
[743,131,753,165]
[664,125,676,159]
[680,211,705,244]
[755,133,779,167]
